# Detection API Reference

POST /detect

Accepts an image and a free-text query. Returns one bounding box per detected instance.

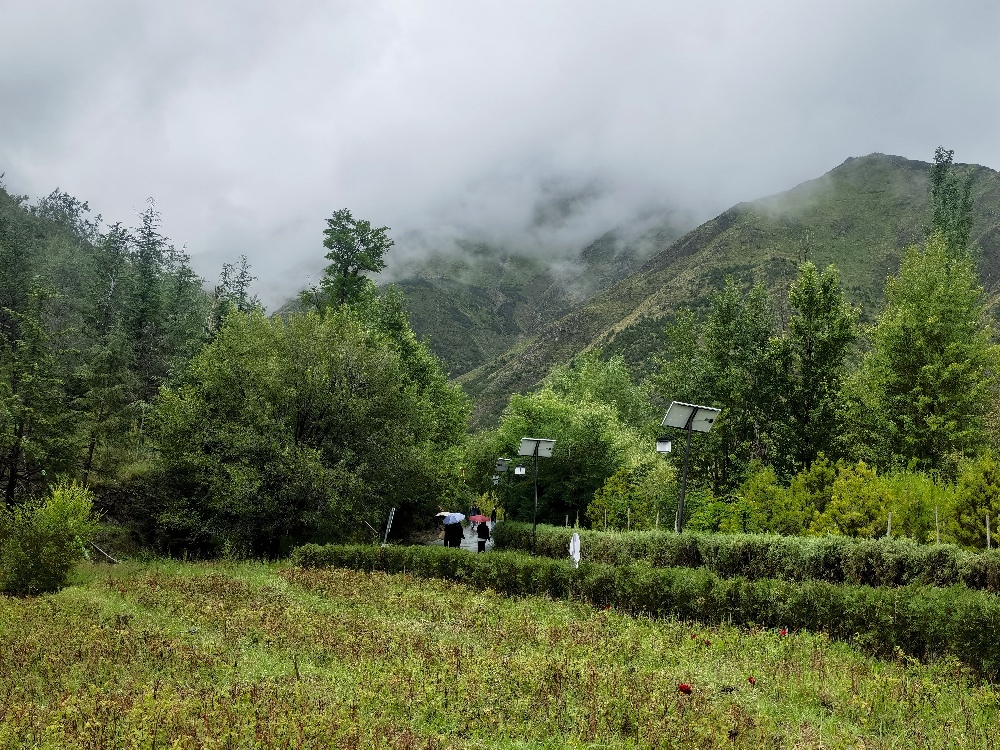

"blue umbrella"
[443,512,465,525]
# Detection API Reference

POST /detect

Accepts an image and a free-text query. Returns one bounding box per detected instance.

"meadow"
[2,558,999,749]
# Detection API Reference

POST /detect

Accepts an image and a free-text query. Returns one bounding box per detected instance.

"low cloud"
[2,1,999,308]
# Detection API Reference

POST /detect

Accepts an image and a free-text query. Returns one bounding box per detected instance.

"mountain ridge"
[455,153,1000,424]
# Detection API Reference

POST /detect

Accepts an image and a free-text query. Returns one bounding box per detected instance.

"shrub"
[493,522,1000,592]
[291,541,1000,677]
[0,480,100,595]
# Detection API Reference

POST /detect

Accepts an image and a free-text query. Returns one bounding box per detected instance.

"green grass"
[3,560,1000,748]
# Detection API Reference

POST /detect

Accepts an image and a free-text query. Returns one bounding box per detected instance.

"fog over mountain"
[2,1,999,308]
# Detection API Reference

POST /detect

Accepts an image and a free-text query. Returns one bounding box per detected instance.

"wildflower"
[747,677,756,686]
[779,628,788,636]
[704,639,711,646]
[690,634,697,639]
[678,683,692,695]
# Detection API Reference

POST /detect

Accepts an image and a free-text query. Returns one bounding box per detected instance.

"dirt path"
[427,523,496,552]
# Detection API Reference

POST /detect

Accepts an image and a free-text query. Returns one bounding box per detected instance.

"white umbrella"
[435,511,451,517]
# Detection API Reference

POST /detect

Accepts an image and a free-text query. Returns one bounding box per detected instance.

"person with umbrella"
[470,513,491,552]
[441,512,466,548]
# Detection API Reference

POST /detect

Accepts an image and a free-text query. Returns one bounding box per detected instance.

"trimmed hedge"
[492,522,1000,592]
[291,542,1000,677]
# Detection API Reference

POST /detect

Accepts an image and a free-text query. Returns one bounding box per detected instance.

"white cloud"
[2,0,999,307]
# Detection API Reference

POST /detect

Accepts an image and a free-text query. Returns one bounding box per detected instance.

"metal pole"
[532,443,540,554]
[383,507,395,545]
[675,426,693,533]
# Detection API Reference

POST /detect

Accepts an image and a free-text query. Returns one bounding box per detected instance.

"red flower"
[779,628,788,636]
[690,634,697,639]
[704,639,711,646]
[747,676,756,686]
[678,683,692,694]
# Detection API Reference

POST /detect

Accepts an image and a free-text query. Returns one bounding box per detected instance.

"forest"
[2,147,1000,586]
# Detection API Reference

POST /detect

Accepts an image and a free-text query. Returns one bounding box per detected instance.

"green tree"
[651,278,776,491]
[930,146,974,256]
[809,461,893,537]
[0,213,79,504]
[848,231,1000,473]
[150,307,468,557]
[469,352,653,527]
[949,452,1000,549]
[303,209,392,310]
[770,262,859,474]
[586,461,675,531]
[206,255,260,337]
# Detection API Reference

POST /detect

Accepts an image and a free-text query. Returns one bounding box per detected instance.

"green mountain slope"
[394,216,689,376]
[457,153,1000,425]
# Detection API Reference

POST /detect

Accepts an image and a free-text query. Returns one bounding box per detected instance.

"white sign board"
[662,402,721,433]
[656,439,672,453]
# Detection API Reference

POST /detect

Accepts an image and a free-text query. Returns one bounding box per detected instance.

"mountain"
[391,213,691,376]
[455,154,1000,425]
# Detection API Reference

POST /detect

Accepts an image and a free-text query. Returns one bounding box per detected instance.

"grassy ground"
[2,560,999,748]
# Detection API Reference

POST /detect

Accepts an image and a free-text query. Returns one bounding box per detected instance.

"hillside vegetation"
[459,154,1000,424]
[4,560,999,748]
[392,216,689,377]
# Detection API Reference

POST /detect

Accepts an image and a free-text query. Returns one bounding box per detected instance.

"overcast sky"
[3,0,999,307]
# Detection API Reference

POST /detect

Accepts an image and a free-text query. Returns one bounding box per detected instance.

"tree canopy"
[150,304,469,557]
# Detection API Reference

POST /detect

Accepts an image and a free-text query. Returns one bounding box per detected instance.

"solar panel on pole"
[661,402,721,533]
[518,438,556,553]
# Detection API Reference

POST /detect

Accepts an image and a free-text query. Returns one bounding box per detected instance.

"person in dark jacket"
[445,522,464,548]
[476,521,491,552]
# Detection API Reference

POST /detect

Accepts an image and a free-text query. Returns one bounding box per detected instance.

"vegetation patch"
[4,560,1000,748]
[494,522,1000,591]
[293,542,1000,677]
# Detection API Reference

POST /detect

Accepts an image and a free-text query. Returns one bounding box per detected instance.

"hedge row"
[291,542,1000,678]
[492,522,1000,592]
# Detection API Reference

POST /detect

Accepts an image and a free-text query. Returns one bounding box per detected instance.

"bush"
[291,541,1000,677]
[493,522,1000,592]
[0,480,100,595]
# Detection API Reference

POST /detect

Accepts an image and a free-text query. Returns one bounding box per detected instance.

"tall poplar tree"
[848,148,997,474]
[850,232,998,472]
[771,262,859,474]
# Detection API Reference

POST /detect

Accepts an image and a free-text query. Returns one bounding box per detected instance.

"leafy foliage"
[294,541,1000,677]
[492,521,1000,593]
[0,479,99,594]
[848,232,1000,474]
[770,262,859,473]
[150,305,469,557]
[651,278,776,491]
[301,208,392,309]
[465,351,661,526]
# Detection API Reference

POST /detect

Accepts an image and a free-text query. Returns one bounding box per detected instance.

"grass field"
[2,560,999,749]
